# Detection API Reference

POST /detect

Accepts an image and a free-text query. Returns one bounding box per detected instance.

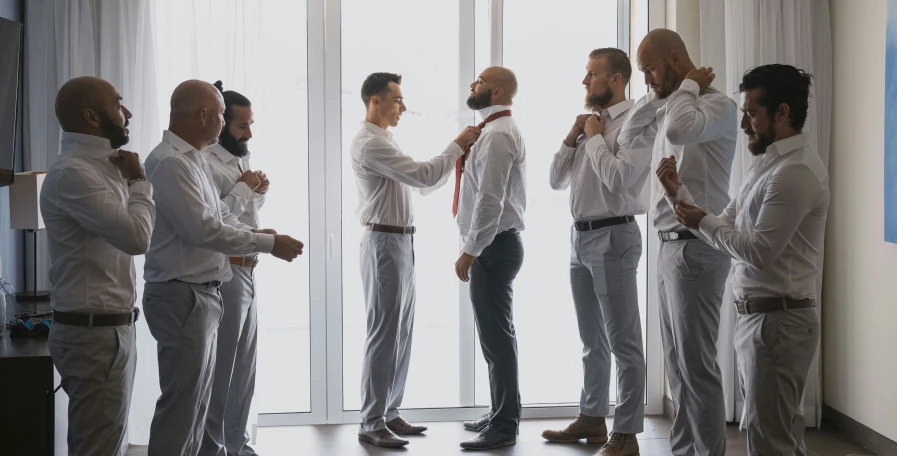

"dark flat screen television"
[0,17,23,188]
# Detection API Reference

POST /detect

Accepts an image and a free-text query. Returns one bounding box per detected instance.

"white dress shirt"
[457,105,527,257]
[205,143,265,231]
[669,133,829,300]
[549,99,652,220]
[350,121,463,227]
[40,133,155,313]
[619,80,738,231]
[144,131,275,284]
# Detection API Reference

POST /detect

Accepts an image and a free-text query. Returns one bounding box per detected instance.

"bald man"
[455,66,527,450]
[41,76,154,456]
[142,80,304,456]
[619,29,737,456]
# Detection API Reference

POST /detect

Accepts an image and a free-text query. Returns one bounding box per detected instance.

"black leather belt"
[574,215,635,232]
[365,223,416,235]
[54,308,140,327]
[735,298,815,314]
[171,279,222,288]
[658,230,699,242]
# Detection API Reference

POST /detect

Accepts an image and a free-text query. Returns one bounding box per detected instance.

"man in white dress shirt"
[41,76,154,456]
[454,66,526,451]
[143,80,304,456]
[200,82,268,456]
[351,72,481,449]
[543,48,649,456]
[660,64,827,456]
[620,29,737,456]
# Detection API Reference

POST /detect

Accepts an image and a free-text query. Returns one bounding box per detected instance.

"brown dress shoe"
[595,432,639,456]
[541,414,609,443]
[358,428,409,448]
[386,416,429,435]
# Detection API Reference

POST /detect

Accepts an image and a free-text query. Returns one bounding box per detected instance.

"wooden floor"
[127,416,876,455]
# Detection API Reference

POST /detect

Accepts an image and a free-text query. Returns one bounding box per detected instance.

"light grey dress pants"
[658,239,731,456]
[144,280,224,456]
[201,265,258,456]
[736,307,819,456]
[359,230,415,432]
[49,322,137,456]
[570,221,645,434]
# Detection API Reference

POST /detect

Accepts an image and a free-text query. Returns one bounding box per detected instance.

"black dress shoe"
[460,426,516,450]
[462,413,491,432]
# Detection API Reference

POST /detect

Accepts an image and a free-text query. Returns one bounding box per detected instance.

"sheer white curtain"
[698,0,833,427]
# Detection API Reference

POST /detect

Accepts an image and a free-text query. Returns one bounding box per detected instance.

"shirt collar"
[604,99,635,120]
[766,133,810,156]
[477,105,512,120]
[162,130,200,155]
[60,132,114,156]
[362,121,393,140]
[208,143,240,164]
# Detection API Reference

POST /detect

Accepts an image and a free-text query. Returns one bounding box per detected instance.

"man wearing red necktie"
[454,66,527,451]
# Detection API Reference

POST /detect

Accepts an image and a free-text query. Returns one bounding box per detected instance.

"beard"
[219,127,250,158]
[466,88,493,110]
[98,111,129,149]
[746,124,776,155]
[585,87,614,111]
[655,63,679,99]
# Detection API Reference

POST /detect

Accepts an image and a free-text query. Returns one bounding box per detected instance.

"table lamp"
[9,171,49,301]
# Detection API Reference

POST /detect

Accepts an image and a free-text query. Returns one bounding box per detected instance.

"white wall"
[826,0,897,442]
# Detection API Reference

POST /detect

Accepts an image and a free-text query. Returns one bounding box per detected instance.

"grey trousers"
[736,307,819,456]
[49,322,137,456]
[658,240,731,456]
[201,265,258,456]
[359,230,416,432]
[470,230,524,436]
[144,281,224,456]
[570,222,645,434]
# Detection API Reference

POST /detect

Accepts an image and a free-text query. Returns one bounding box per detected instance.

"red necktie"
[452,110,512,217]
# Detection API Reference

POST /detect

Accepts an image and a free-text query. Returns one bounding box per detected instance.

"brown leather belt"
[54,308,140,327]
[574,215,635,232]
[365,223,416,235]
[230,256,259,268]
[735,298,815,314]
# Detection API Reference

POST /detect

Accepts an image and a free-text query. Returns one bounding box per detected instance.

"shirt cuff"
[584,134,609,156]
[447,141,465,158]
[231,181,255,200]
[699,214,726,240]
[679,78,701,94]
[462,239,486,257]
[129,180,152,196]
[558,142,577,160]
[256,233,275,254]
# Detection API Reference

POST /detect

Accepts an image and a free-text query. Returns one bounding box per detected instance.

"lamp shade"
[9,171,46,230]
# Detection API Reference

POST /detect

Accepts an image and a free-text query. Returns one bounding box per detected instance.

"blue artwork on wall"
[886,0,897,243]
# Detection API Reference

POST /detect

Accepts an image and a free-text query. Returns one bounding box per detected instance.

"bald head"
[468,66,519,110]
[636,28,696,99]
[168,80,225,150]
[55,76,131,148]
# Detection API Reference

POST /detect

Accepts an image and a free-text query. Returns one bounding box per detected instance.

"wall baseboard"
[822,404,897,456]
[663,395,674,422]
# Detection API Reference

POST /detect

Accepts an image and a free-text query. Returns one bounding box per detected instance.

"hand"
[656,155,680,197]
[239,170,262,191]
[584,114,605,139]
[255,170,269,194]
[674,200,707,229]
[454,126,482,149]
[455,252,475,282]
[109,150,145,181]
[684,66,715,93]
[564,114,592,147]
[271,234,304,262]
[255,228,278,235]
